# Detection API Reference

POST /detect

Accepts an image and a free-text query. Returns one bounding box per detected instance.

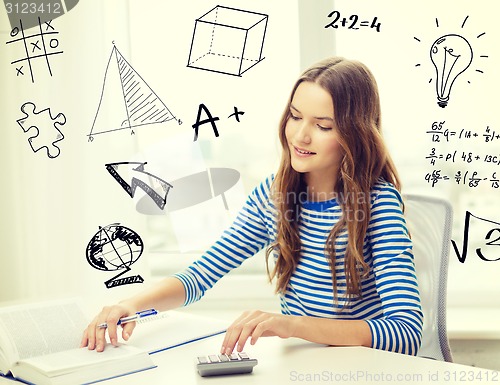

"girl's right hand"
[80,302,137,352]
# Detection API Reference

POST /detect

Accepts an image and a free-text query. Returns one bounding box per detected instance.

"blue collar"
[301,198,338,212]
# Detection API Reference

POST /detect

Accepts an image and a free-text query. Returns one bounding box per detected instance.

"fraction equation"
[426,148,500,166]
[424,120,499,189]
[425,169,499,188]
[426,121,499,143]
[325,11,381,32]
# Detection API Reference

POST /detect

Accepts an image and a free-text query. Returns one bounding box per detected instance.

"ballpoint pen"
[98,308,158,328]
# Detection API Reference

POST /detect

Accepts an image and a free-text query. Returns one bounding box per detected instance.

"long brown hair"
[266,57,401,300]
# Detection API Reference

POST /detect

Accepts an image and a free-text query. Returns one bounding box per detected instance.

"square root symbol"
[187,6,268,76]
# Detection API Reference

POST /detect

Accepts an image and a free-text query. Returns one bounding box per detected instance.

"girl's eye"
[317,125,332,131]
[290,114,301,121]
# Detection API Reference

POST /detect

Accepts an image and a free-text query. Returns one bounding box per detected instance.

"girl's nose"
[296,122,311,144]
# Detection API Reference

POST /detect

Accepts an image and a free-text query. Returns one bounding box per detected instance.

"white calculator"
[196,352,258,377]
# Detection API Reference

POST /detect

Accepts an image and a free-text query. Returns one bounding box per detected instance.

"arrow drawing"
[105,162,173,210]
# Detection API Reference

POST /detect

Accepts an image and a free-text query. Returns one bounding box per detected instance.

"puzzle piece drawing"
[17,102,66,158]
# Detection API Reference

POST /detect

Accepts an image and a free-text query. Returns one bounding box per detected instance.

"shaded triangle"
[89,46,131,138]
[115,48,175,128]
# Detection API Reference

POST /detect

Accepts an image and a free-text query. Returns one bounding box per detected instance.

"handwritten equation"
[426,149,500,166]
[425,169,499,188]
[424,121,499,189]
[427,121,499,143]
[325,11,381,32]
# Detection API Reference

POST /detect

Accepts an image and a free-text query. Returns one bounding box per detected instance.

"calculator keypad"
[196,352,258,377]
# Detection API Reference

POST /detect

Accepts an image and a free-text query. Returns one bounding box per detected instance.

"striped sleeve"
[173,178,273,305]
[364,185,424,356]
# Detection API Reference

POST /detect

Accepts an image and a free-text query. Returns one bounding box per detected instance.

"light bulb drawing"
[413,16,488,108]
[430,34,472,108]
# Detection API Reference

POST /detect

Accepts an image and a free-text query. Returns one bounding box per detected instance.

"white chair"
[403,194,454,362]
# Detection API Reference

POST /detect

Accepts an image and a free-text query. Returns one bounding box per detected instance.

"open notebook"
[130,310,227,354]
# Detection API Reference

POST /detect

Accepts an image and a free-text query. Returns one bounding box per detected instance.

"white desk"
[0,309,496,385]
[103,333,498,385]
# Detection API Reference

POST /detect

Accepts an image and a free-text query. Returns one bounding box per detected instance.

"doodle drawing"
[16,102,66,158]
[105,162,173,211]
[86,223,145,288]
[429,34,472,108]
[187,5,268,76]
[89,43,180,141]
[5,18,63,83]
[414,16,487,108]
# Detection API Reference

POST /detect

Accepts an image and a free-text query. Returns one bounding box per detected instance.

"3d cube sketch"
[187,5,268,77]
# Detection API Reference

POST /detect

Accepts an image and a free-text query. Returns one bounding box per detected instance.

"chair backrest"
[403,194,453,362]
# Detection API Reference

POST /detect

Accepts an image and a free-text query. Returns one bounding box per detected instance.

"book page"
[12,344,155,385]
[0,299,88,362]
[18,344,146,375]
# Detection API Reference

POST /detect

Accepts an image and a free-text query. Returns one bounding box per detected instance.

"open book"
[0,299,227,385]
[0,299,155,385]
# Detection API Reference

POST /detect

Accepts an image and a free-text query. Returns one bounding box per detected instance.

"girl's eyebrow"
[290,104,334,122]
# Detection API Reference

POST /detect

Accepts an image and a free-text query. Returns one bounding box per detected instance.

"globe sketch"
[86,223,143,272]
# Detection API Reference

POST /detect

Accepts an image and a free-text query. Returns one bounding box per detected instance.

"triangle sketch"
[88,44,179,140]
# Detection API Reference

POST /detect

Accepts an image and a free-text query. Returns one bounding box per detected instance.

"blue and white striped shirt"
[174,176,423,355]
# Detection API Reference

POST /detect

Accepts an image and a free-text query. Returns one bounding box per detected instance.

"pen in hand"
[98,309,158,329]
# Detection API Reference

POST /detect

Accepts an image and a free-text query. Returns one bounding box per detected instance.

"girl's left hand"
[220,310,297,355]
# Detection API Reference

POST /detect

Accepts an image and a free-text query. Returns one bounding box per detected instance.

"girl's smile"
[292,145,316,157]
